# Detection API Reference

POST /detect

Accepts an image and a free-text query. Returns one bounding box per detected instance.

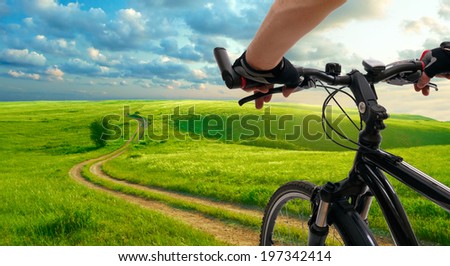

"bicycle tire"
[260,181,377,246]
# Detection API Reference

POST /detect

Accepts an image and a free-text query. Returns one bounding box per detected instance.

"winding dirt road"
[69,136,262,245]
[69,131,393,246]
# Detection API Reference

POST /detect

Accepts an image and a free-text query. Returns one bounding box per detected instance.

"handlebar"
[213,47,242,89]
[214,47,261,89]
[214,47,432,106]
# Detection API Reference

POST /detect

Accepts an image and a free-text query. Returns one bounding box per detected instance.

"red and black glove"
[421,42,450,77]
[232,52,301,89]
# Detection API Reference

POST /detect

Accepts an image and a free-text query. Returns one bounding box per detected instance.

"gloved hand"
[233,51,301,88]
[233,52,300,109]
[415,42,450,95]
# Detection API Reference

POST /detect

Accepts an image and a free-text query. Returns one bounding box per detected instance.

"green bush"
[89,119,107,148]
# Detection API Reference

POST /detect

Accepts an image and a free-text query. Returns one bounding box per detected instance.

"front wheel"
[260,181,377,246]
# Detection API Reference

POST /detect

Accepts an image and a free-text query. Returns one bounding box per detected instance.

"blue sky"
[1,0,450,120]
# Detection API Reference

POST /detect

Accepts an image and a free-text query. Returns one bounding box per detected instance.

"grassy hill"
[0,100,449,245]
[124,100,450,151]
[0,101,222,245]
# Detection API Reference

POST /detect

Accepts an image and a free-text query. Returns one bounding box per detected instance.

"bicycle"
[213,47,450,246]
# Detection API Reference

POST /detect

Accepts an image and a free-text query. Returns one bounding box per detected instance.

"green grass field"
[1,100,449,245]
[0,101,223,245]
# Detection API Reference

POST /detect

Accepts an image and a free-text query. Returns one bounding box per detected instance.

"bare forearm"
[246,0,346,70]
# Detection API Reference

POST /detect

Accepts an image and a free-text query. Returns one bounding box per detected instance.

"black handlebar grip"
[214,47,243,89]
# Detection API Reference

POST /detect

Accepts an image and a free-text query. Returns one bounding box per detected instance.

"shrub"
[89,119,107,148]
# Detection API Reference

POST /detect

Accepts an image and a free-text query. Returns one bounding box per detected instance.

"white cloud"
[164,80,183,90]
[205,3,214,10]
[197,83,207,90]
[0,49,46,66]
[87,47,107,62]
[1,0,448,120]
[23,17,34,26]
[192,69,207,79]
[8,70,41,80]
[440,0,450,19]
[403,17,449,35]
[87,47,100,59]
[376,82,450,121]
[34,0,57,9]
[117,9,146,33]
[92,8,148,49]
[322,0,392,29]
[35,35,46,41]
[46,66,64,81]
[160,56,171,63]
[32,35,77,56]
[18,0,107,40]
[57,39,68,48]
[99,66,110,74]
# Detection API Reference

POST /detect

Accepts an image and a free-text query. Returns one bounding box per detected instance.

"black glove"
[232,52,301,88]
[421,42,450,78]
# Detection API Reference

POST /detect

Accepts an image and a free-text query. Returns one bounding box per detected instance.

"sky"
[1,0,450,120]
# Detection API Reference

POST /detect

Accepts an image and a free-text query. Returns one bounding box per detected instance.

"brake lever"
[428,82,439,91]
[238,77,316,106]
[238,86,284,106]
[238,85,312,106]
[386,75,439,92]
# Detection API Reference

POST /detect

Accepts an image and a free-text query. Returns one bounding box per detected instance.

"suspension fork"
[308,187,330,246]
[308,176,368,245]
[308,198,330,245]
[356,191,374,222]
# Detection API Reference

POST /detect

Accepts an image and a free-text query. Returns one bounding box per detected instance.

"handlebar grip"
[214,47,243,89]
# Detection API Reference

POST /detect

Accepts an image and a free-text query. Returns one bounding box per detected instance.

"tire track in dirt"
[90,157,263,220]
[69,135,262,246]
[69,133,394,246]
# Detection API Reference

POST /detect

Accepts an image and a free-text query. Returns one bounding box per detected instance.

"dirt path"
[69,133,393,246]
[69,137,262,246]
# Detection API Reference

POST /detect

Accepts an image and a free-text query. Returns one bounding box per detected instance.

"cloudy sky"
[1,0,450,120]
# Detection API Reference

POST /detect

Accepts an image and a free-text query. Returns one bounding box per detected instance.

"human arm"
[237,0,347,109]
[246,0,347,71]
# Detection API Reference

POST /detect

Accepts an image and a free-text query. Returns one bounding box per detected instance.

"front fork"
[356,191,374,222]
[308,199,330,246]
[307,175,374,245]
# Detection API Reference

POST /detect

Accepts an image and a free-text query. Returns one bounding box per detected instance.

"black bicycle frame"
[345,71,450,245]
[214,48,450,246]
[354,150,450,245]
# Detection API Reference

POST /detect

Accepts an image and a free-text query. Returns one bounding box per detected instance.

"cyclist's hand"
[415,73,450,96]
[233,52,300,109]
[415,42,450,96]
